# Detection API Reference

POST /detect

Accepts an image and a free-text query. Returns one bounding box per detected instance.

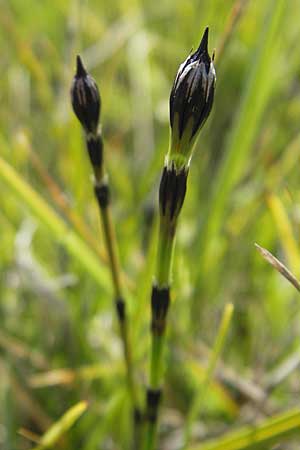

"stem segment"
[89,134,141,445]
[95,192,138,407]
[144,163,188,450]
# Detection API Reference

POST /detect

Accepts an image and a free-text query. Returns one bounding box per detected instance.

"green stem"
[144,221,176,450]
[144,421,158,450]
[100,205,123,299]
[95,186,141,445]
[150,334,166,389]
[155,220,176,287]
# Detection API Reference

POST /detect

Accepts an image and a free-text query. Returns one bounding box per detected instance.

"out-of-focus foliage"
[1,0,300,449]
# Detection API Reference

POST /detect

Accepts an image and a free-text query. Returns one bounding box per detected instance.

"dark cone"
[169,26,216,143]
[71,56,101,134]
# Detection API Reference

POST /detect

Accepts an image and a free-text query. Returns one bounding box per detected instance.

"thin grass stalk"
[183,303,234,448]
[194,0,285,285]
[26,143,107,263]
[0,152,109,290]
[190,407,300,450]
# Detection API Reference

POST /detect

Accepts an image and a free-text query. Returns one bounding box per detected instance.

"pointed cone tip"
[76,55,87,77]
[197,27,209,54]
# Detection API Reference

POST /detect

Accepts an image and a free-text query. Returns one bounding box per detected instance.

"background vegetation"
[1,0,300,449]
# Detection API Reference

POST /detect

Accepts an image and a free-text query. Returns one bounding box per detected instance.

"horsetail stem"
[144,28,216,450]
[70,55,141,445]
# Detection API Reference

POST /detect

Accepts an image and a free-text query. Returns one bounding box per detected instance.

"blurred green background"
[2,0,300,449]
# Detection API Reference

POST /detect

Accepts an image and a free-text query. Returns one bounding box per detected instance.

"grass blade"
[33,401,87,449]
[255,243,300,292]
[197,0,285,270]
[265,193,300,275]
[184,303,234,447]
[190,407,300,450]
[0,154,110,292]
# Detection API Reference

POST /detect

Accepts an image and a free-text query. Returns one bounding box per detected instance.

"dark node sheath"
[94,183,110,209]
[115,297,126,321]
[159,164,188,223]
[86,135,103,167]
[134,407,143,425]
[146,388,162,423]
[151,285,170,335]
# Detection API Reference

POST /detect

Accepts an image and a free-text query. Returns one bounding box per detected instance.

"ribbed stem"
[99,204,122,299]
[143,161,189,450]
[71,58,141,446]
[155,221,176,287]
[144,221,177,450]
[87,132,141,447]
[94,181,141,436]
[144,420,158,450]
[150,334,165,389]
